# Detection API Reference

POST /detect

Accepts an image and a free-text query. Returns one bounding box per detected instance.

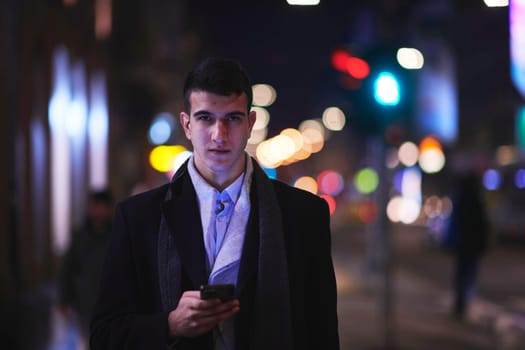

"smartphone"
[200,284,235,301]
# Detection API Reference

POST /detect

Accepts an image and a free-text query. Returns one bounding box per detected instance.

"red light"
[331,49,350,73]
[358,201,378,224]
[320,194,337,216]
[317,170,344,196]
[346,57,370,79]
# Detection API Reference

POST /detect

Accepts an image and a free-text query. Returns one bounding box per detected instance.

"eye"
[196,114,212,122]
[227,115,243,122]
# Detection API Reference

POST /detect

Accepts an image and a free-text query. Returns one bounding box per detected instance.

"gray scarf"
[158,159,293,349]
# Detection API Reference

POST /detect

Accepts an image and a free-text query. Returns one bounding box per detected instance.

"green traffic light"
[373,72,400,106]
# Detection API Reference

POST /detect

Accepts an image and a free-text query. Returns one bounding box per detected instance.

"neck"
[194,156,247,192]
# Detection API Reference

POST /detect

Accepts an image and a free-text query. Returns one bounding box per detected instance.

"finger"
[191,298,222,312]
[181,290,201,299]
[203,302,240,320]
[193,298,239,314]
[194,304,240,327]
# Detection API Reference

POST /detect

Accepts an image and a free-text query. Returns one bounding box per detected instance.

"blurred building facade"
[0,2,197,347]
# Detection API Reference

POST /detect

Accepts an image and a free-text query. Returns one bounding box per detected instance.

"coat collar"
[161,164,208,289]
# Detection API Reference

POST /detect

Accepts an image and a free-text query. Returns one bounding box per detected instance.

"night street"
[332,221,525,349]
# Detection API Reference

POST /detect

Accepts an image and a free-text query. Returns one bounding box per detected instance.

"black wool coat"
[90,164,339,349]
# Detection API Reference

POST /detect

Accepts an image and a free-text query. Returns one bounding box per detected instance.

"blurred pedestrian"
[90,57,339,349]
[447,171,489,319]
[59,189,114,342]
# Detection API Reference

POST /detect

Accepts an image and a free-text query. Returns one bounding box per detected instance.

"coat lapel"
[161,170,208,290]
[160,160,260,297]
[236,180,259,298]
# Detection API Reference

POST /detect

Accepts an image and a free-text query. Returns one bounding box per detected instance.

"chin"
[207,161,233,172]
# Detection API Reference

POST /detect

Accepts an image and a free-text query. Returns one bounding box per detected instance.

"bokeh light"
[419,149,445,173]
[287,0,320,5]
[387,196,403,222]
[346,57,370,79]
[482,168,502,191]
[399,198,421,224]
[373,72,400,106]
[274,134,296,159]
[398,141,419,167]
[255,133,299,168]
[299,118,324,134]
[281,128,304,157]
[418,136,445,173]
[172,150,192,173]
[358,201,378,224]
[256,139,282,168]
[397,48,424,70]
[484,0,509,7]
[317,170,344,196]
[440,196,453,219]
[252,84,277,107]
[322,107,346,131]
[301,127,325,153]
[386,147,400,169]
[331,48,350,72]
[515,169,525,188]
[354,167,379,194]
[294,176,318,194]
[148,112,176,145]
[387,196,421,224]
[392,169,404,193]
[294,140,313,161]
[263,167,277,179]
[248,127,268,145]
[423,195,442,218]
[167,150,193,178]
[496,145,517,166]
[419,135,442,152]
[401,167,422,200]
[320,194,337,216]
[149,145,187,173]
[251,106,270,130]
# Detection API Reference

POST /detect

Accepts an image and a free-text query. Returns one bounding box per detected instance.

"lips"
[209,149,230,154]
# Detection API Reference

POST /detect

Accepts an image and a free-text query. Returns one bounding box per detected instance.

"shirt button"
[218,215,226,222]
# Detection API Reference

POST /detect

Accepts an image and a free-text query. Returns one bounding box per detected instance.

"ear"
[248,109,257,134]
[180,112,191,139]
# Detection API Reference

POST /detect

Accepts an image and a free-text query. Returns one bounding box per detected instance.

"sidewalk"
[332,224,525,350]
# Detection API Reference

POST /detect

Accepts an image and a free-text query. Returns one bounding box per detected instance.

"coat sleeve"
[90,203,170,349]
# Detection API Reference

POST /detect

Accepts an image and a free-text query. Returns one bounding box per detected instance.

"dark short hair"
[183,57,253,113]
[90,189,113,205]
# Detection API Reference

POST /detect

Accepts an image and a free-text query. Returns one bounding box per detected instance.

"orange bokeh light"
[419,135,442,152]
[358,201,378,224]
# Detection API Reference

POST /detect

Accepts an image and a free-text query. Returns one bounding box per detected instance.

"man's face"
[88,201,112,231]
[180,90,256,188]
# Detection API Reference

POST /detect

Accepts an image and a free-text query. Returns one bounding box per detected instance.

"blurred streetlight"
[286,0,320,5]
[397,48,424,70]
[484,0,508,7]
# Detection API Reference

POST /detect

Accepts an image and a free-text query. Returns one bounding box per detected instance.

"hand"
[167,290,240,338]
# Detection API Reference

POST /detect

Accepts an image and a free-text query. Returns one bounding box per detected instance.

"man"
[91,57,339,349]
[59,189,113,344]
[448,171,489,319]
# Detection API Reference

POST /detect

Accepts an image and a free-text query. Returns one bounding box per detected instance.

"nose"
[212,120,228,144]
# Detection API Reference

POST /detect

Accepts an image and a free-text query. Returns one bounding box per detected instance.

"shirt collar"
[187,154,251,203]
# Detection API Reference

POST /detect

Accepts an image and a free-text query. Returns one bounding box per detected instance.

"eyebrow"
[193,110,247,118]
